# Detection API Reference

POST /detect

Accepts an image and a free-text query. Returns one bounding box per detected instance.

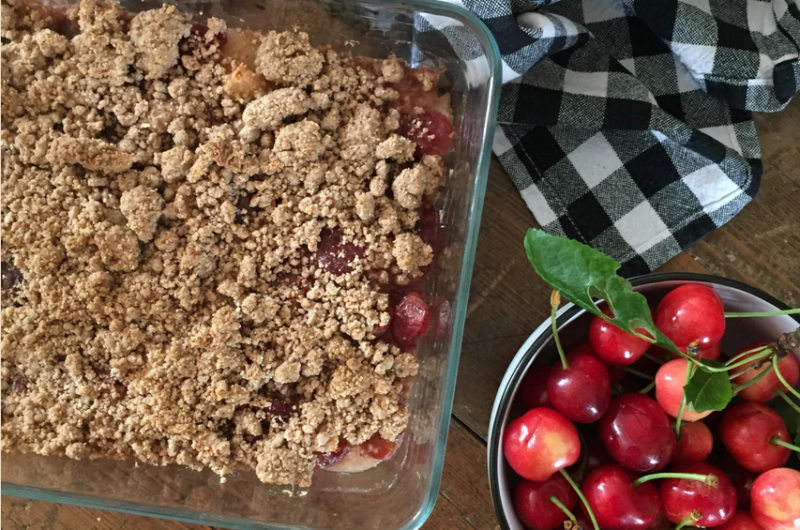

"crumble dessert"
[0,0,455,486]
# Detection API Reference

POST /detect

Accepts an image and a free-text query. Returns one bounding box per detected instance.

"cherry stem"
[723,348,774,372]
[724,308,800,318]
[770,436,800,453]
[774,389,800,415]
[632,473,718,488]
[551,291,569,370]
[732,362,774,392]
[772,355,800,401]
[560,469,600,530]
[638,380,656,394]
[725,344,770,366]
[674,360,694,437]
[618,366,655,380]
[674,510,703,530]
[677,344,776,374]
[549,495,577,525]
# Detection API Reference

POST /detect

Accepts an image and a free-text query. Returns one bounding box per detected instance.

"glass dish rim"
[1,0,502,529]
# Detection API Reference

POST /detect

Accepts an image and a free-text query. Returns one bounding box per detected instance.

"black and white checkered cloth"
[418,0,800,276]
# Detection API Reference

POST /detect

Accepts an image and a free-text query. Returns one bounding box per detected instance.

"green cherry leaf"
[524,229,681,355]
[684,360,732,412]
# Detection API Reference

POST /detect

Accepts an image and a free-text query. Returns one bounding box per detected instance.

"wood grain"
[3,98,798,530]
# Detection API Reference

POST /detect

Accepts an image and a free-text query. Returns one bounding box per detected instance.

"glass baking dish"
[0,0,501,528]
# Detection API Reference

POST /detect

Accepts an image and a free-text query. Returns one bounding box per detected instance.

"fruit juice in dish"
[1,0,456,487]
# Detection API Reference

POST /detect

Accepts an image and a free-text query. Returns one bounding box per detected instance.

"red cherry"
[655,358,712,422]
[399,110,453,157]
[751,468,800,530]
[547,350,611,423]
[719,402,792,472]
[717,511,767,530]
[572,342,626,383]
[731,341,800,403]
[660,462,736,527]
[316,228,365,275]
[599,394,676,472]
[589,307,651,366]
[656,284,725,349]
[518,366,553,410]
[503,408,581,482]
[513,473,579,530]
[673,420,713,465]
[581,464,662,530]
[392,292,430,350]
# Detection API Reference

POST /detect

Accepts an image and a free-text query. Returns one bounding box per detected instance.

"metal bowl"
[486,273,800,530]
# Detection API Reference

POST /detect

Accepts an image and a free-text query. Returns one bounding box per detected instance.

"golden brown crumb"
[0,0,447,487]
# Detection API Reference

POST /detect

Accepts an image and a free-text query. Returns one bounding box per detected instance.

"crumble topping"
[1,0,445,486]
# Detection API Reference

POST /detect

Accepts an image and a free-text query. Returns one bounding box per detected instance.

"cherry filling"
[1,262,23,291]
[315,440,350,469]
[269,399,293,422]
[316,229,365,275]
[234,192,260,224]
[314,433,403,468]
[399,110,454,158]
[362,432,403,461]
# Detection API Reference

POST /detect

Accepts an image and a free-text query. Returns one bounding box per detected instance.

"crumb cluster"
[1,0,446,486]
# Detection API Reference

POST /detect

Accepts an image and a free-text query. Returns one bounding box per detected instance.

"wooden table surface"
[4,99,799,530]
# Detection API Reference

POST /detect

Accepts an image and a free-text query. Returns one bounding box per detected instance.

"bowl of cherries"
[488,230,800,530]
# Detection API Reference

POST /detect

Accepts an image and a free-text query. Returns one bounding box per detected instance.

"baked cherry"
[392,292,431,350]
[750,467,800,530]
[1,261,23,290]
[581,464,661,530]
[316,228,365,275]
[660,462,736,527]
[731,341,800,403]
[361,433,401,461]
[589,307,651,366]
[234,192,260,224]
[547,350,611,423]
[656,284,725,349]
[503,408,581,482]
[315,439,350,469]
[719,402,792,472]
[513,473,578,530]
[599,393,676,472]
[717,511,767,530]
[673,420,713,465]
[655,358,712,422]
[518,366,553,410]
[399,110,453,157]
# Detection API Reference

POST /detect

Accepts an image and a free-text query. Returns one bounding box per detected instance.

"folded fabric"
[417,0,800,276]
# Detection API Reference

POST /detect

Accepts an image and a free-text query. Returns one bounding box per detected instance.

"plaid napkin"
[418,0,800,276]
